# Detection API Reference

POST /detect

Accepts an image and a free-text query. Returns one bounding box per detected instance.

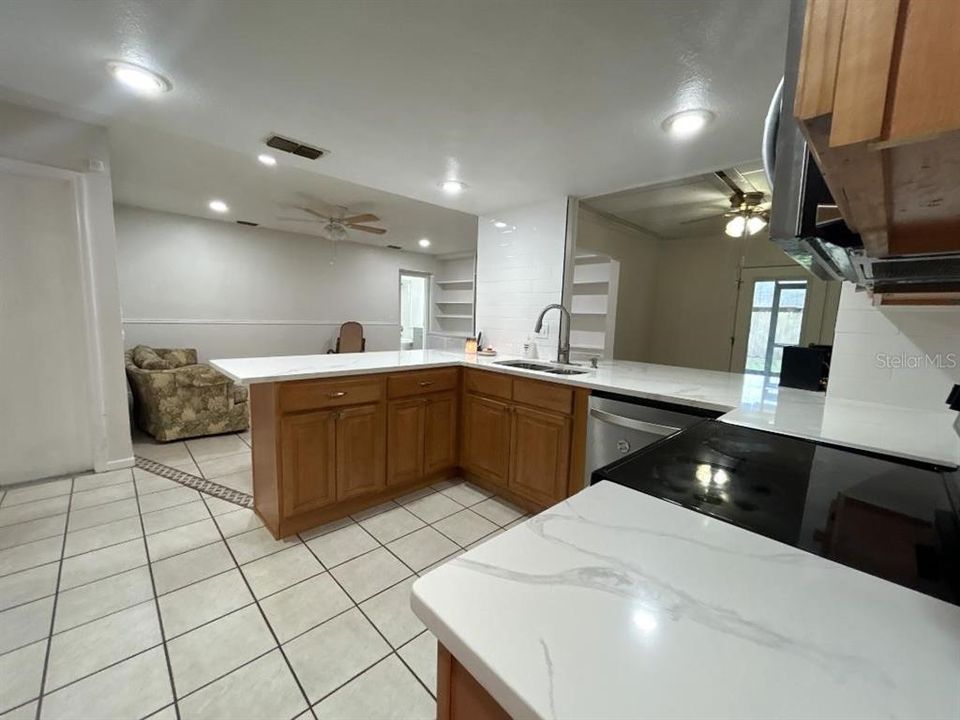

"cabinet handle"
[328,391,347,398]
[419,381,433,387]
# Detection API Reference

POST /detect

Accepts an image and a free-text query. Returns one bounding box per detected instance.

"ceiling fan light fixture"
[661,109,714,139]
[725,215,747,237]
[325,222,348,243]
[746,215,767,235]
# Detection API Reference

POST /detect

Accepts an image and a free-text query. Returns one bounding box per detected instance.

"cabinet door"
[387,398,425,486]
[336,404,386,501]
[424,392,458,476]
[509,406,571,506]
[280,409,337,518]
[461,393,511,487]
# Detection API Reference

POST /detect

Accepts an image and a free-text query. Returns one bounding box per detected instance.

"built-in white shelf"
[568,253,619,361]
[429,254,477,340]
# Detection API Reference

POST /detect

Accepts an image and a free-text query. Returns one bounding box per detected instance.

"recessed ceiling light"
[208,199,229,214]
[661,109,714,139]
[418,238,431,248]
[439,180,466,195]
[257,153,277,167]
[493,220,507,228]
[106,61,171,95]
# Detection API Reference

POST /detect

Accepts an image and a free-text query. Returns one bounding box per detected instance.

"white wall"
[115,205,440,360]
[0,99,132,479]
[827,284,960,411]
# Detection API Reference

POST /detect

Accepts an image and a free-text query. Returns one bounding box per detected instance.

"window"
[744,279,807,376]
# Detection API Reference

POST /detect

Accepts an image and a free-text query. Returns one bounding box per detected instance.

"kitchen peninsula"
[211,349,960,540]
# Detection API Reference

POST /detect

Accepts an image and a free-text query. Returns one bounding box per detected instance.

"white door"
[0,166,94,483]
[399,272,429,350]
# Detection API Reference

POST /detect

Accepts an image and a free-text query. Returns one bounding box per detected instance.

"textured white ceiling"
[0,0,789,217]
[584,162,772,239]
[108,122,479,255]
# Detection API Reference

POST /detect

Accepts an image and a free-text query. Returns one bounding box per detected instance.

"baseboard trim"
[102,456,135,472]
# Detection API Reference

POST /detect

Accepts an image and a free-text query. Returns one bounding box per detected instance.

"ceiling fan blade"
[342,213,379,224]
[297,207,332,220]
[347,224,387,235]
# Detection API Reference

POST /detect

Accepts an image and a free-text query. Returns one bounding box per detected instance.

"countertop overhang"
[412,481,960,720]
[210,349,960,467]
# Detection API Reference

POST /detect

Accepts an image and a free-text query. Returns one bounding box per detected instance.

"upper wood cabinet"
[795,0,960,259]
[336,403,386,500]
[461,393,512,488]
[279,409,337,517]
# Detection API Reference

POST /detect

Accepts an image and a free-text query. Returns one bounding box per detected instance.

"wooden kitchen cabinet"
[461,373,588,510]
[336,403,386,500]
[387,391,459,485]
[387,398,425,485]
[424,392,458,475]
[794,0,960,279]
[510,405,572,507]
[279,409,337,517]
[461,393,512,488]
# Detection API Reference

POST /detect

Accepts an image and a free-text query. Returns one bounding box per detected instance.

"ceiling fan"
[277,203,386,242]
[682,170,771,237]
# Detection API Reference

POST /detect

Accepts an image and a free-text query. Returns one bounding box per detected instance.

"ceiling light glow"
[661,109,713,139]
[106,61,171,95]
[208,199,229,214]
[257,153,277,167]
[746,216,767,235]
[493,221,507,228]
[418,238,431,248]
[440,180,466,195]
[725,215,747,237]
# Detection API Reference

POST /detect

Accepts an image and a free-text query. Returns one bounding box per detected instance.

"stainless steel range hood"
[763,0,860,284]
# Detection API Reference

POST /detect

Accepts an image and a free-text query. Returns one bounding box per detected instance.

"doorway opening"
[399,271,430,350]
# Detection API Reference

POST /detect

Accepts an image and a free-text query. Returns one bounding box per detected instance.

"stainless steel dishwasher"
[584,391,720,488]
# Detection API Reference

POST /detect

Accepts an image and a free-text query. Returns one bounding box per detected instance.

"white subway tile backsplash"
[828,283,960,411]
[476,199,569,357]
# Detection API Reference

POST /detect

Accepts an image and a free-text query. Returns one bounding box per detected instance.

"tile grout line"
[299,518,436,707]
[33,475,75,720]
[197,492,318,720]
[131,468,183,720]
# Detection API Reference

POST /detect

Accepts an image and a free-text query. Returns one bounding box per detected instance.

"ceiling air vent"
[387,244,403,250]
[236,220,259,227]
[265,134,328,160]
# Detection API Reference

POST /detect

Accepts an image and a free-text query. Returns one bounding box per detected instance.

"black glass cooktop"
[593,420,960,606]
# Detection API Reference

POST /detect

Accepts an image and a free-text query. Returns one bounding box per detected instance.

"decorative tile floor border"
[134,456,253,509]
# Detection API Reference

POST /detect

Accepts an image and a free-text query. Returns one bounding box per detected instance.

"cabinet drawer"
[464,368,512,400]
[279,377,383,413]
[388,368,459,399]
[512,377,573,415]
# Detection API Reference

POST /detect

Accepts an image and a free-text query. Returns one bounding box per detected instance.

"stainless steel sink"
[493,359,590,375]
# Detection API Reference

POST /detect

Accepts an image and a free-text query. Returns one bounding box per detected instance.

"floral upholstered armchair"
[125,345,249,442]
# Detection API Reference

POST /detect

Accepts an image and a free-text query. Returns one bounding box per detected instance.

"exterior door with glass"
[730,266,837,377]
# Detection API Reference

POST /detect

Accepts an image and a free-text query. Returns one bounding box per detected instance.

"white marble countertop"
[412,481,960,720]
[211,350,960,467]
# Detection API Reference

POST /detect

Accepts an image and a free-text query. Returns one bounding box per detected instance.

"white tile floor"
[0,432,529,720]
